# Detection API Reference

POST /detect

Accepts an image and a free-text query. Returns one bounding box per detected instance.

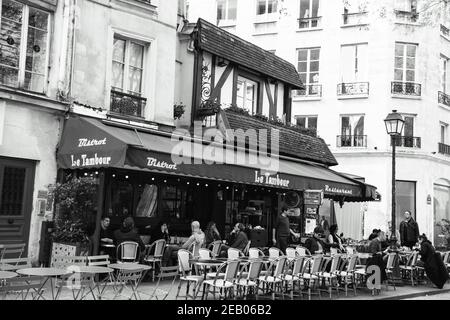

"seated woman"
[416,234,449,289]
[204,221,221,248]
[305,226,333,254]
[219,223,248,257]
[328,224,345,252]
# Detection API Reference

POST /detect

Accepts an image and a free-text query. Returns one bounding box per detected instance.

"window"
[296,116,317,130]
[343,0,368,25]
[394,43,417,82]
[339,115,365,147]
[394,116,420,148]
[441,55,449,93]
[236,76,258,114]
[217,0,237,23]
[299,0,320,29]
[0,0,50,93]
[340,43,368,82]
[111,35,147,117]
[441,123,448,144]
[433,182,450,249]
[395,180,416,234]
[296,47,321,96]
[257,0,277,16]
[394,0,417,13]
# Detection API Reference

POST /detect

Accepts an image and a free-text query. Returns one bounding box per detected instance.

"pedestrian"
[272,206,300,254]
[399,211,420,249]
[415,234,449,289]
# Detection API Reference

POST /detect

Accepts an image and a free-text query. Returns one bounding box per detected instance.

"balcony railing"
[438,91,450,107]
[337,135,367,148]
[391,82,421,96]
[394,10,419,23]
[298,16,322,29]
[342,11,369,25]
[391,136,421,148]
[110,90,146,118]
[438,142,450,156]
[337,82,369,96]
[441,24,450,38]
[295,84,322,97]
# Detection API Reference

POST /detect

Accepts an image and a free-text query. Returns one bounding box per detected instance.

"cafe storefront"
[56,115,377,253]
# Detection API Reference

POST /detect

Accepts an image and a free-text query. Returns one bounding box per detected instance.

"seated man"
[305,226,334,254]
[220,223,249,257]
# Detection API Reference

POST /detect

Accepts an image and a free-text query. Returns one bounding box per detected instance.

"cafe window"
[160,185,186,219]
[109,179,134,218]
[135,184,158,218]
[217,0,237,23]
[0,0,50,92]
[395,180,416,233]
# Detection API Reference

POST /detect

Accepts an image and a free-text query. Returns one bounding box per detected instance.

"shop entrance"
[0,157,35,253]
[434,180,450,250]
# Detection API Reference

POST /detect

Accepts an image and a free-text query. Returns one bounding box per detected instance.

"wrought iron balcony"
[391,136,421,148]
[337,82,369,96]
[295,84,322,97]
[110,90,146,118]
[438,91,450,107]
[439,143,450,156]
[337,135,367,148]
[391,82,421,96]
[394,10,419,23]
[441,24,450,38]
[342,12,369,25]
[298,16,321,29]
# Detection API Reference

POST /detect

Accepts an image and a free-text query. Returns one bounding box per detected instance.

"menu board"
[304,190,323,205]
[305,218,317,234]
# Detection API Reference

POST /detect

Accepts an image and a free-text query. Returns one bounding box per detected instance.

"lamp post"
[384,110,405,243]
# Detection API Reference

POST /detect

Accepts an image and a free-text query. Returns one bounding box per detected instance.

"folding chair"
[144,239,166,281]
[0,257,32,271]
[112,268,145,300]
[148,266,179,300]
[0,243,26,260]
[53,256,92,300]
[0,276,45,300]
[176,249,203,300]
[87,255,112,298]
[116,242,140,263]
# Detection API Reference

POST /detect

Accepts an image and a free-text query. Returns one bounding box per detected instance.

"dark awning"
[57,116,377,201]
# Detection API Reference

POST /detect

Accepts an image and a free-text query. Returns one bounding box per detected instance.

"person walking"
[399,211,420,249]
[272,206,300,254]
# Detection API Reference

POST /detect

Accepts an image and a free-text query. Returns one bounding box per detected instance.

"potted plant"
[174,103,186,120]
[49,177,98,260]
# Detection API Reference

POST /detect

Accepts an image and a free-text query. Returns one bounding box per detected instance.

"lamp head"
[384,110,405,136]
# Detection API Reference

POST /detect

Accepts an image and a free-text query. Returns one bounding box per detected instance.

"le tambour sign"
[70,138,112,168]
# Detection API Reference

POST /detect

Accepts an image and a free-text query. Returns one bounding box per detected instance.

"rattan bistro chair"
[202,260,240,300]
[385,252,397,290]
[209,241,222,258]
[236,260,263,300]
[258,256,287,300]
[144,239,166,281]
[116,241,140,263]
[176,249,203,300]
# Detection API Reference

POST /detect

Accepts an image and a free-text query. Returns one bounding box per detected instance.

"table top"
[0,271,18,279]
[16,268,69,277]
[66,266,114,274]
[108,263,152,271]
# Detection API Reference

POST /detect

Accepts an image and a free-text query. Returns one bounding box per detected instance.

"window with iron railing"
[342,11,368,25]
[296,47,321,97]
[391,82,421,96]
[439,91,450,107]
[441,24,450,38]
[337,82,369,95]
[298,0,320,29]
[438,142,450,156]
[111,36,148,117]
[391,136,421,148]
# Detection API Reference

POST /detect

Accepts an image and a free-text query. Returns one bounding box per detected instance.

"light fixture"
[187,182,190,185]
[112,174,116,178]
[95,171,99,175]
[164,180,167,183]
[205,184,209,187]
[197,183,200,186]
[125,175,129,179]
[84,173,88,176]
[152,177,155,181]
[384,110,405,136]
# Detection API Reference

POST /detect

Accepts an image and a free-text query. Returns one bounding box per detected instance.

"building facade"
[187,0,450,247]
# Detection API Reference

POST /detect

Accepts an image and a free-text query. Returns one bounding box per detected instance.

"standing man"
[272,206,300,254]
[399,211,420,249]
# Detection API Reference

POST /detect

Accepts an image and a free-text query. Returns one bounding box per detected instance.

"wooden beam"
[274,82,278,116]
[210,63,234,101]
[265,79,275,118]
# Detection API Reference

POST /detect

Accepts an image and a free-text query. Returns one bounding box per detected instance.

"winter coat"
[399,218,420,244]
[419,240,449,289]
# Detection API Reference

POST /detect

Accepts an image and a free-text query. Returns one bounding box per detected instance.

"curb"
[377,288,450,300]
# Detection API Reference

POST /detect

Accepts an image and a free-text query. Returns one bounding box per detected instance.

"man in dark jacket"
[305,226,332,254]
[399,211,420,249]
[272,206,300,254]
[416,234,449,289]
[220,223,249,257]
[114,217,146,260]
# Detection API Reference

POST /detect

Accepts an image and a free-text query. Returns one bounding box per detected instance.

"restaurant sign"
[324,184,353,195]
[254,171,290,188]
[147,157,178,170]
[70,153,112,168]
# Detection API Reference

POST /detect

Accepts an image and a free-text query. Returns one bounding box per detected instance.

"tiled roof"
[195,18,303,89]
[223,110,338,167]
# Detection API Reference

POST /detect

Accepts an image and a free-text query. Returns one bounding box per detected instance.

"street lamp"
[384,110,405,243]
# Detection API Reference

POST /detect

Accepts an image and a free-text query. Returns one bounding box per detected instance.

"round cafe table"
[0,271,18,280]
[16,268,69,300]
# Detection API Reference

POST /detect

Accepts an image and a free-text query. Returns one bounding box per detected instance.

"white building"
[187,0,450,247]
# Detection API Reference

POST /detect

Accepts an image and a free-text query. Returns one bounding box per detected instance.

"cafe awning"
[57,116,377,202]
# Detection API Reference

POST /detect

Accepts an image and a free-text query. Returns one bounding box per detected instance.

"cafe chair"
[148,265,179,300]
[112,268,145,300]
[116,241,140,263]
[248,248,266,259]
[202,260,240,300]
[0,243,26,260]
[400,251,420,286]
[0,276,45,300]
[295,246,311,257]
[300,255,323,300]
[227,248,245,260]
[176,249,203,300]
[243,241,251,256]
[335,254,358,297]
[268,247,284,259]
[258,256,287,300]
[281,256,306,300]
[317,254,341,299]
[286,248,298,263]
[0,257,32,271]
[385,252,397,291]
[144,239,166,281]
[208,241,222,258]
[235,260,263,300]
